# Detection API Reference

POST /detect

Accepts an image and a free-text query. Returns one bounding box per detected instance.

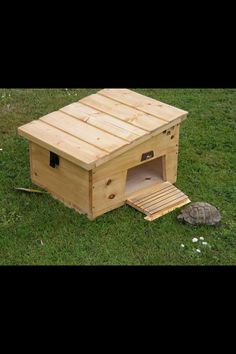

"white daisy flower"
[192,238,198,243]
[196,249,201,253]
[200,237,204,241]
[181,244,185,248]
[202,242,208,245]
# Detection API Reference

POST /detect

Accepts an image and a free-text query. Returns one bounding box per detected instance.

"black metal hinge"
[50,152,60,168]
[141,151,154,162]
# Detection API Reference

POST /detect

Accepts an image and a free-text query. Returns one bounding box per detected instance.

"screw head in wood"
[109,194,116,199]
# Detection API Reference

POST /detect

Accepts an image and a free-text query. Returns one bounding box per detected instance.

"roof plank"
[80,94,167,131]
[60,102,147,142]
[40,111,128,153]
[18,120,107,170]
[98,89,188,122]
[18,89,188,170]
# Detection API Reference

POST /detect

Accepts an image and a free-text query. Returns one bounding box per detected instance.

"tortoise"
[177,202,221,226]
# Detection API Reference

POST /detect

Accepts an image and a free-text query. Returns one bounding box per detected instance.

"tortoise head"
[177,213,184,222]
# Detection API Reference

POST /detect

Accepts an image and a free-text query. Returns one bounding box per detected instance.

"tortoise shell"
[177,202,221,226]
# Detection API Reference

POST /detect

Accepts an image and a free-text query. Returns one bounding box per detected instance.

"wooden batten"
[127,182,190,222]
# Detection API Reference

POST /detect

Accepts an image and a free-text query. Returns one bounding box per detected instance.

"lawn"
[0,88,236,265]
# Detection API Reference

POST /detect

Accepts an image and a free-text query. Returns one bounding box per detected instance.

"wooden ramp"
[126,182,190,221]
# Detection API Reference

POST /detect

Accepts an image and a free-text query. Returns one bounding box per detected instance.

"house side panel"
[91,171,127,218]
[29,142,90,215]
[93,125,180,182]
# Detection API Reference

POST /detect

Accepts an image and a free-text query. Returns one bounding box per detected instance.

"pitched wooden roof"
[18,89,188,170]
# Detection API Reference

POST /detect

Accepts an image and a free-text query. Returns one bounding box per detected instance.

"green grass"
[0,88,236,265]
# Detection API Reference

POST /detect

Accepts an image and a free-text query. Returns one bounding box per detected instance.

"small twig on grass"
[14,187,48,194]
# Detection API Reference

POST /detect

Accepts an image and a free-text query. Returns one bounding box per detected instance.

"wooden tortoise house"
[18,89,190,221]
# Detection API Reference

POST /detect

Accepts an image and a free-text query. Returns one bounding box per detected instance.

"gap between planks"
[146,193,188,214]
[19,89,186,170]
[98,89,188,122]
[59,104,146,143]
[128,181,171,202]
[144,198,191,221]
[80,94,168,129]
[97,92,169,123]
[126,181,190,220]
[136,187,182,208]
[18,121,106,170]
[39,114,128,154]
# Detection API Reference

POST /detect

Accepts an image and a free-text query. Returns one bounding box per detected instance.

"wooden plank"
[61,102,99,116]
[126,181,190,221]
[18,89,187,170]
[18,120,108,170]
[93,122,181,169]
[99,89,188,122]
[126,181,171,202]
[94,127,179,182]
[144,198,191,221]
[126,199,150,216]
[165,150,179,184]
[40,111,127,153]
[19,110,180,171]
[60,102,147,142]
[92,171,127,214]
[136,185,176,206]
[80,93,168,131]
[30,143,91,215]
[89,170,93,216]
[134,183,174,202]
[145,190,186,212]
[126,182,179,216]
[150,195,189,215]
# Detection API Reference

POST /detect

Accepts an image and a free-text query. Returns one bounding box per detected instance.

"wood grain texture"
[18,90,190,221]
[18,89,187,170]
[127,181,190,221]
[144,198,191,221]
[80,94,167,131]
[30,143,91,215]
[40,111,127,153]
[60,102,147,142]
[99,89,188,122]
[93,126,180,182]
[18,120,107,170]
[92,171,127,214]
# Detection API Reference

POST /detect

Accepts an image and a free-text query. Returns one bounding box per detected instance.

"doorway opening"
[125,156,166,196]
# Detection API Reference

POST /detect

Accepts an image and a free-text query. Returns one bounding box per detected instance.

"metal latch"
[50,152,60,168]
[141,151,154,161]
